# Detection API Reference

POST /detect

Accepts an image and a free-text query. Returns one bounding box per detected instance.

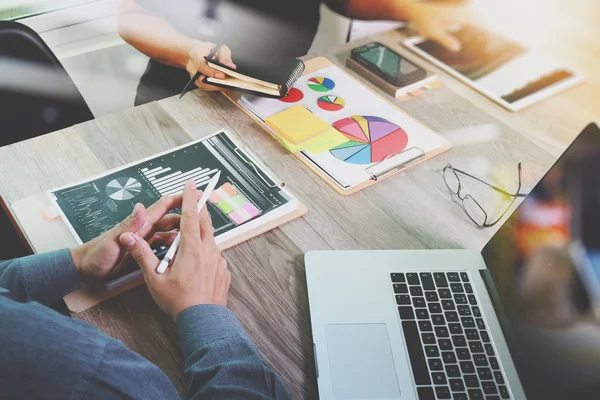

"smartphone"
[351,42,426,86]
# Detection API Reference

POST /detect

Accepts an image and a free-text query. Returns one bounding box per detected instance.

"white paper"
[240,65,448,189]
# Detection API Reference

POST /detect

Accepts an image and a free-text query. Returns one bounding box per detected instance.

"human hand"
[70,196,182,283]
[404,1,471,52]
[186,42,236,92]
[119,180,231,320]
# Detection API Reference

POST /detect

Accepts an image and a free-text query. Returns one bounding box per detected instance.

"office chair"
[0,21,94,146]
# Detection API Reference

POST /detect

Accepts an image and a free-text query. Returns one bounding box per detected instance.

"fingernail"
[186,179,196,188]
[216,72,225,79]
[132,203,140,217]
[120,233,136,247]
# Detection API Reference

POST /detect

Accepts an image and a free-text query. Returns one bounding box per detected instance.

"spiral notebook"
[203,57,305,98]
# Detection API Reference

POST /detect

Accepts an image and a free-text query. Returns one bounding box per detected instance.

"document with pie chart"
[239,64,450,190]
[48,130,300,246]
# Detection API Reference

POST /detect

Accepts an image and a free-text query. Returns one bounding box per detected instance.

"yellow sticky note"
[274,126,348,154]
[266,105,330,145]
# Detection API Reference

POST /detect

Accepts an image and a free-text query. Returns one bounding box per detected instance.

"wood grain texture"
[0,5,597,398]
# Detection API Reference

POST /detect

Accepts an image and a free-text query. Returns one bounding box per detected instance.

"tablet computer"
[403,25,584,112]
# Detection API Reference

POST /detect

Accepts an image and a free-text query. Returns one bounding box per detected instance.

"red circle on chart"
[279,88,304,103]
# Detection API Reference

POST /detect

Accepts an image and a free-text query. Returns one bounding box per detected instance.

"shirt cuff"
[176,304,250,358]
[20,249,79,305]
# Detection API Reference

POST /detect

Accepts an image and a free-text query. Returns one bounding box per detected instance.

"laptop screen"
[481,123,600,399]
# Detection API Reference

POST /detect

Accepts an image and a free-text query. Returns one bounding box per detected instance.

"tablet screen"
[413,25,575,104]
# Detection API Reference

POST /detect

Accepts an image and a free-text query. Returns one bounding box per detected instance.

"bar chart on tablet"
[142,166,219,196]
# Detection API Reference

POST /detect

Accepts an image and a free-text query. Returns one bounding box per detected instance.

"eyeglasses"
[443,163,525,228]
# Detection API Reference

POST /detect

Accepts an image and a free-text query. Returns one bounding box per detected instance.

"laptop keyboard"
[391,272,511,400]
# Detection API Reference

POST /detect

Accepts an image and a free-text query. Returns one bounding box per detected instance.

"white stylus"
[156,171,221,274]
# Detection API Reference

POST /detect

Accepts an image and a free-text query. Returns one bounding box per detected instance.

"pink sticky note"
[243,203,260,218]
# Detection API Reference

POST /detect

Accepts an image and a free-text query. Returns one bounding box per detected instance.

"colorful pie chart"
[317,95,345,112]
[330,116,409,165]
[279,88,304,103]
[308,77,335,92]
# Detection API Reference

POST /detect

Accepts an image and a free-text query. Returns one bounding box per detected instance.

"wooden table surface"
[1,5,597,397]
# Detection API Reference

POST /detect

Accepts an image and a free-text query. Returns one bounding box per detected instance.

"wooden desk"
[0,17,596,398]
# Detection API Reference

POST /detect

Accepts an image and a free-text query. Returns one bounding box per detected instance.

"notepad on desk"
[265,105,348,153]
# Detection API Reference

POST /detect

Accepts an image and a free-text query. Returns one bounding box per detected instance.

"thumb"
[119,232,160,276]
[431,31,462,52]
[112,203,146,237]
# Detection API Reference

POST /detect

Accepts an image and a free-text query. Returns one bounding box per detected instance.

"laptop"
[306,123,600,400]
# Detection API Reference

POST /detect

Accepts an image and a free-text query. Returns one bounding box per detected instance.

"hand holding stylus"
[119,177,231,320]
[157,171,221,274]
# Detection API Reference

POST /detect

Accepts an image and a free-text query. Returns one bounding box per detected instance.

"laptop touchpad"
[325,324,401,399]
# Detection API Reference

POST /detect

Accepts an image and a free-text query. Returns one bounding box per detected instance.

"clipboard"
[224,57,451,195]
[9,132,307,313]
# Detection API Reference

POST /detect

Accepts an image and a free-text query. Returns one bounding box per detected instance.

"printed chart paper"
[240,65,448,189]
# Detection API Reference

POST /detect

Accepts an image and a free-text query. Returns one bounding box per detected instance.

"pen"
[156,171,222,274]
[179,43,222,99]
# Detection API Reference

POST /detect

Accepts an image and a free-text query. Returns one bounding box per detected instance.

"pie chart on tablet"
[105,177,142,201]
[330,116,408,165]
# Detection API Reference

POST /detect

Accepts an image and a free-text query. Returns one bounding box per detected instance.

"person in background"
[0,181,290,399]
[118,0,469,105]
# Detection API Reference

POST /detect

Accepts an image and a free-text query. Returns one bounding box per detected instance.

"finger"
[190,42,224,79]
[195,78,223,92]
[198,205,218,250]
[152,214,181,234]
[148,231,179,247]
[137,196,183,238]
[180,180,201,248]
[119,232,161,278]
[145,195,183,224]
[111,203,146,238]
[216,45,235,69]
[429,30,462,52]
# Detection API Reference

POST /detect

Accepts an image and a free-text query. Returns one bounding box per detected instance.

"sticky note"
[304,127,348,154]
[226,195,248,210]
[217,199,235,214]
[266,105,331,144]
[275,126,348,154]
[221,183,237,197]
[210,183,238,204]
[229,203,260,225]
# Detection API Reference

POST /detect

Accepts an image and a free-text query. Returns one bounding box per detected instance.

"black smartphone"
[351,42,426,86]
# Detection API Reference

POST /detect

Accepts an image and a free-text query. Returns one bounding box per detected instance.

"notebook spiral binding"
[366,146,426,181]
[283,61,306,93]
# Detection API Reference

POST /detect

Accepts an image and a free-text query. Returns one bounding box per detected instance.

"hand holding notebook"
[203,57,305,98]
[180,43,232,99]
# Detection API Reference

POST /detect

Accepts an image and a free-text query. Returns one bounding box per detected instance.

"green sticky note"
[304,127,349,154]
[227,195,247,210]
[218,199,235,214]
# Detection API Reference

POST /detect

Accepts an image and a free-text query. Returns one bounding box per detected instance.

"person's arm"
[326,0,469,51]
[120,180,291,399]
[176,305,290,399]
[118,0,235,91]
[0,292,180,400]
[118,0,198,69]
[0,250,78,305]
